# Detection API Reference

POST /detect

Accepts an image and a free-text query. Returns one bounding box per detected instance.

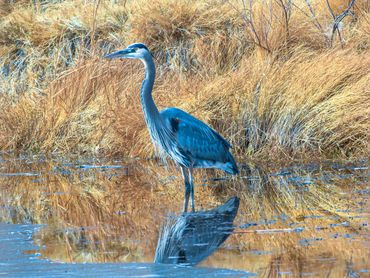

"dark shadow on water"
[154,196,240,265]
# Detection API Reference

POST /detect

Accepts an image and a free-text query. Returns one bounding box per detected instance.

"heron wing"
[160,107,232,163]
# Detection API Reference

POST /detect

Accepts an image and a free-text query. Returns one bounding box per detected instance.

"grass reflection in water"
[0,155,368,277]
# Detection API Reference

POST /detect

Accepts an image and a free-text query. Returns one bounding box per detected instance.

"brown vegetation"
[0,2,369,276]
[0,0,368,159]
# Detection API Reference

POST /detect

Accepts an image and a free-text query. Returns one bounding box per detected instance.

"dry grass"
[0,2,368,275]
[0,0,369,160]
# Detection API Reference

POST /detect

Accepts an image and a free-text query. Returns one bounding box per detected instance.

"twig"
[327,0,357,47]
[302,0,324,32]
[226,0,272,53]
[276,0,292,38]
[91,0,102,55]
[326,0,336,19]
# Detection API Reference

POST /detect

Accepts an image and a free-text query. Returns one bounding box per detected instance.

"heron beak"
[103,48,133,59]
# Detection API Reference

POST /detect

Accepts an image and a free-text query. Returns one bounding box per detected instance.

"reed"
[0,0,368,159]
[0,0,369,159]
[0,2,368,275]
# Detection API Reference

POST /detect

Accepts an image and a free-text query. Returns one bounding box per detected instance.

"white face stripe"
[123,47,148,60]
[119,47,148,60]
[135,48,148,56]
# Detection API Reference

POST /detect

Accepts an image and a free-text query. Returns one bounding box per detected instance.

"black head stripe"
[129,43,149,51]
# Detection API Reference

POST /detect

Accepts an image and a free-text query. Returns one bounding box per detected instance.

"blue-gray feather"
[160,108,238,174]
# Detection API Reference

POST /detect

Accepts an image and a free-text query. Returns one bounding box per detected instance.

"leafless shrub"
[326,0,357,47]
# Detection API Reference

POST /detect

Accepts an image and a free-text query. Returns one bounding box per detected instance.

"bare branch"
[328,0,357,47]
[276,0,292,38]
[224,0,272,53]
[301,0,324,32]
[248,0,272,52]
[326,0,335,19]
[337,28,344,48]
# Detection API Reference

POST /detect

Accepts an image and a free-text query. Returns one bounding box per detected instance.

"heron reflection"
[154,196,239,265]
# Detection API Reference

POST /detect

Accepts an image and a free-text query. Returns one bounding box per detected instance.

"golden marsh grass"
[0,1,369,276]
[0,0,368,158]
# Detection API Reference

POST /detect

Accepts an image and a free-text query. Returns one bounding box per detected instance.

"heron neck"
[140,56,161,125]
[138,54,188,165]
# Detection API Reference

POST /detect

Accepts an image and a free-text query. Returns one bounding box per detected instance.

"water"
[0,154,369,277]
[0,224,251,277]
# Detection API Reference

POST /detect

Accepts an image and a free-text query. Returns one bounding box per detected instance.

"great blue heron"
[104,43,238,212]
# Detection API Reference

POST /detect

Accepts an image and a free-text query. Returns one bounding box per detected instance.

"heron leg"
[181,166,190,213]
[188,167,195,212]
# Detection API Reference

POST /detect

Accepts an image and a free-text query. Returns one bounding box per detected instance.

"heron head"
[103,43,150,60]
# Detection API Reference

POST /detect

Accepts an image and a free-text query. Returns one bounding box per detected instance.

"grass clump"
[0,0,368,159]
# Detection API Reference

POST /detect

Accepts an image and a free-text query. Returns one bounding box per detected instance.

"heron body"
[104,43,238,212]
